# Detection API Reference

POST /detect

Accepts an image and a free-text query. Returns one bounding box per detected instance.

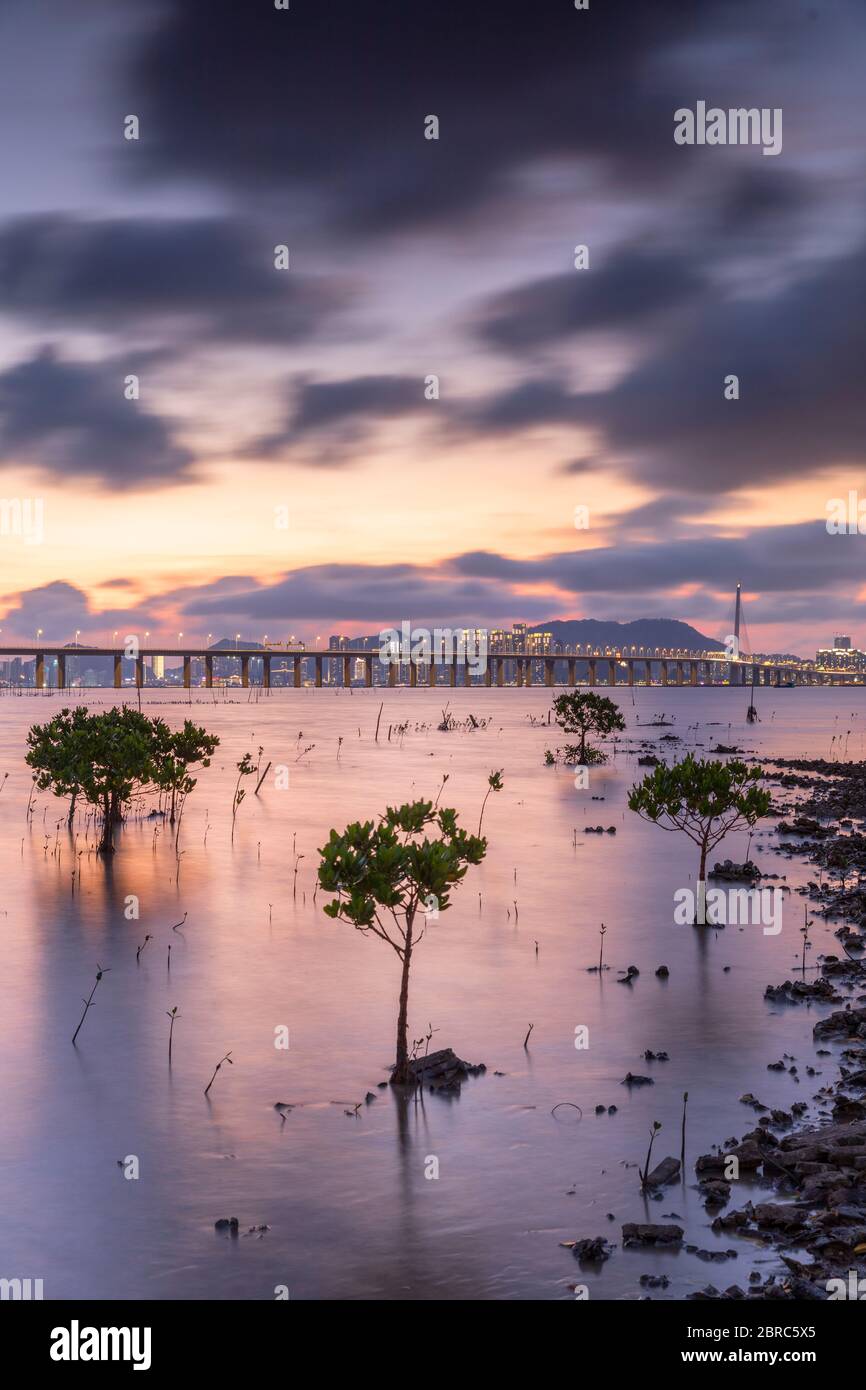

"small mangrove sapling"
[639,1120,662,1190]
[550,692,626,766]
[318,799,487,1084]
[166,1006,180,1063]
[231,751,258,842]
[478,769,503,836]
[204,1051,233,1097]
[72,964,109,1045]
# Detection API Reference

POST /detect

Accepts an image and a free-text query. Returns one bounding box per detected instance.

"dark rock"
[696,1141,763,1173]
[396,1047,485,1092]
[572,1236,613,1263]
[622,1222,683,1247]
[709,858,760,881]
[700,1179,732,1208]
[644,1156,681,1188]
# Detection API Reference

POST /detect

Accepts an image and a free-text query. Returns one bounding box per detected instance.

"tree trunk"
[696,844,708,924]
[392,920,414,1084]
[99,794,114,854]
[67,789,77,827]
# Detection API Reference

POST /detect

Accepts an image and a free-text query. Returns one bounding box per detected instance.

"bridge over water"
[0,645,854,689]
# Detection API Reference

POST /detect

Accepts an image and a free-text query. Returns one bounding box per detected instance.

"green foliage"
[25,707,92,816]
[628,754,771,880]
[551,692,626,764]
[319,799,486,949]
[26,707,219,852]
[150,718,219,823]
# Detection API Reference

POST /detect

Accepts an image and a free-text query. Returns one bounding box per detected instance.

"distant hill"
[527,619,725,652]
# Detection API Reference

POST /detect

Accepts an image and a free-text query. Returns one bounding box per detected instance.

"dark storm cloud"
[451,521,864,596]
[582,239,866,491]
[128,0,768,236]
[474,247,707,354]
[175,563,552,627]
[120,517,866,635]
[0,581,156,641]
[457,238,866,490]
[603,495,718,539]
[0,347,195,488]
[247,375,430,459]
[0,215,345,344]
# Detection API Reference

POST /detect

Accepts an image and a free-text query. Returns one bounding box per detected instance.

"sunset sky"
[1,0,864,654]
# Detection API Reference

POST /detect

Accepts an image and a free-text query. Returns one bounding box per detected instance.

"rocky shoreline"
[572,755,866,1300]
[691,757,866,1300]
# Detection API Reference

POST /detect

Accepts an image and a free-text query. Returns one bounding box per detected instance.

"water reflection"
[0,687,861,1298]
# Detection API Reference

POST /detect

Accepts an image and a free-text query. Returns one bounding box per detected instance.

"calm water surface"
[1,686,863,1300]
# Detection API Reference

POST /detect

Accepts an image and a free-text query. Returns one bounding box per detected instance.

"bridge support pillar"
[690,661,698,686]
[388,662,397,688]
[516,660,524,688]
[567,658,576,686]
[314,656,322,688]
[660,660,669,686]
[342,654,351,688]
[545,660,554,687]
[205,653,213,688]
[588,659,596,687]
[409,661,417,688]
[113,652,122,688]
[676,660,683,686]
[294,657,302,688]
[526,660,533,687]
[428,658,436,687]
[463,660,472,687]
[497,657,505,688]
[184,654,192,689]
[365,655,373,688]
[608,659,616,686]
[628,662,634,687]
[57,653,66,689]
[263,655,271,689]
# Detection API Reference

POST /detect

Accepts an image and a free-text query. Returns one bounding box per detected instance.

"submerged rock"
[397,1047,486,1092]
[622,1222,683,1247]
[700,1178,731,1208]
[709,858,760,881]
[765,978,841,1004]
[644,1156,681,1188]
[571,1236,614,1263]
